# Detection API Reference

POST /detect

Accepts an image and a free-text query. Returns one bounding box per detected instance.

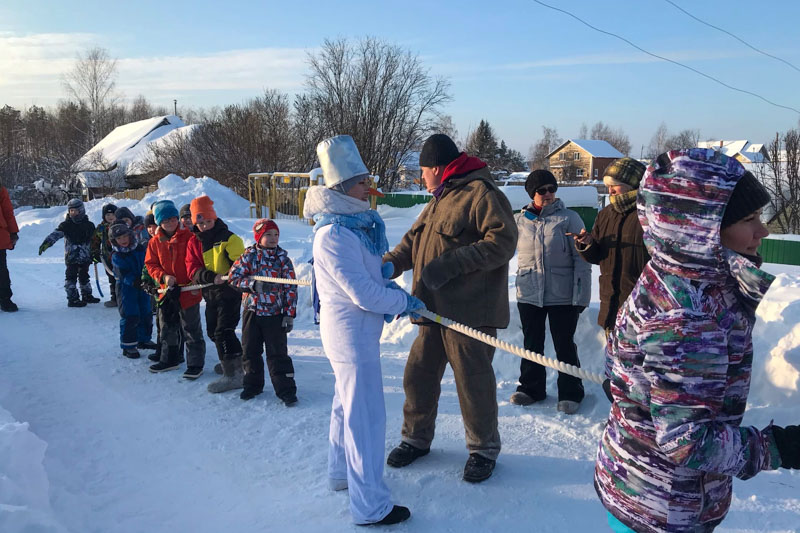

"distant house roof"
[697,140,769,163]
[547,139,624,159]
[72,115,192,188]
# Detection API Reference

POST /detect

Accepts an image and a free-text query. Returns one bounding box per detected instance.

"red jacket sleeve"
[185,235,205,281]
[145,237,165,283]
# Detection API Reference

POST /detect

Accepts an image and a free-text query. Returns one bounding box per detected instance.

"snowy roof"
[547,139,624,159]
[697,140,768,163]
[72,115,187,176]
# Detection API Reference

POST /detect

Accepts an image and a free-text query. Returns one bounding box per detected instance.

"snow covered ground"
[2,176,799,532]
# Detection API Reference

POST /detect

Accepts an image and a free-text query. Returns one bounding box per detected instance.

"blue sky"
[2,0,800,156]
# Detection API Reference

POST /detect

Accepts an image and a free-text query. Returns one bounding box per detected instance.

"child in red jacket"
[144,200,206,379]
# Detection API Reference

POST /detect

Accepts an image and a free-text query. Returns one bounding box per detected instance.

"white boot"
[207,358,244,393]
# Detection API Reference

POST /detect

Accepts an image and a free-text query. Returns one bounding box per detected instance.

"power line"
[530,0,800,115]
[664,0,800,75]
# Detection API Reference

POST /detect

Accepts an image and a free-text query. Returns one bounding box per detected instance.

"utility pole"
[173,99,177,116]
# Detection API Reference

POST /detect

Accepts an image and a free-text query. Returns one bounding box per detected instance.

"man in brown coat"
[572,157,649,386]
[382,134,517,483]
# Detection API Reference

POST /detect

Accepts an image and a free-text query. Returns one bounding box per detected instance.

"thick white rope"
[156,275,603,384]
[158,275,311,293]
[416,309,605,385]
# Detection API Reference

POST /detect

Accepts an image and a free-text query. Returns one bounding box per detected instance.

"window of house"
[576,168,584,177]
[559,152,565,161]
[574,152,580,161]
[594,168,599,178]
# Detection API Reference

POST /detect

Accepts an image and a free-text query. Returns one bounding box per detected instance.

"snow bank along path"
[2,176,798,532]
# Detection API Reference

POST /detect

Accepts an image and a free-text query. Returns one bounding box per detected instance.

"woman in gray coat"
[510,170,591,414]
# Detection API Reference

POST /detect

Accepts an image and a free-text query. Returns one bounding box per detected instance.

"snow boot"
[508,391,544,405]
[122,348,140,359]
[183,366,204,380]
[214,363,223,375]
[360,505,411,526]
[387,442,430,468]
[67,298,87,308]
[207,359,244,393]
[104,298,118,308]
[137,341,159,351]
[82,294,100,304]
[281,394,298,407]
[148,352,161,362]
[462,453,495,483]
[557,400,580,415]
[240,388,263,401]
[0,298,18,312]
[149,347,182,373]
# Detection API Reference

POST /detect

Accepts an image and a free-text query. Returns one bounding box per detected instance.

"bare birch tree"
[62,46,119,146]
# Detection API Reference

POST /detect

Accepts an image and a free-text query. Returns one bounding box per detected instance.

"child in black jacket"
[39,198,100,307]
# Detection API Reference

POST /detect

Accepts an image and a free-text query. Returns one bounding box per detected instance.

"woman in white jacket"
[304,135,423,526]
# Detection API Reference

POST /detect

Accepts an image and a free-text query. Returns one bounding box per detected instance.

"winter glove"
[132,277,143,291]
[421,255,456,291]
[576,306,586,315]
[253,280,269,293]
[772,425,800,469]
[197,268,217,285]
[602,379,613,403]
[281,316,294,333]
[398,293,425,319]
[383,281,402,323]
[92,255,101,264]
[38,241,51,255]
[9,233,17,250]
[381,262,394,279]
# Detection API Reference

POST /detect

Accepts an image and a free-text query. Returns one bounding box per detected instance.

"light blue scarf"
[313,211,389,256]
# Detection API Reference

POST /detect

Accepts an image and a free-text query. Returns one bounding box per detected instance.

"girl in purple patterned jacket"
[595,149,799,533]
[227,219,298,404]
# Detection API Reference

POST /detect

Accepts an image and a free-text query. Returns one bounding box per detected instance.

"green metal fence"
[758,238,800,265]
[377,193,433,209]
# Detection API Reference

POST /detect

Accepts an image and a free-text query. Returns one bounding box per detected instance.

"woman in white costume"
[303,135,423,526]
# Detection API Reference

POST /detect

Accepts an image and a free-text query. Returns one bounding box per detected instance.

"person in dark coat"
[572,157,649,381]
[110,223,154,358]
[382,133,518,483]
[0,181,20,312]
[38,198,100,307]
[92,203,118,307]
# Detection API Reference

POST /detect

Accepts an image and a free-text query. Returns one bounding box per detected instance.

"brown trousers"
[401,324,501,460]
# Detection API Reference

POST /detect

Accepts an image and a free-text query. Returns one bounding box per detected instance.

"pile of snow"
[499,184,598,210]
[0,407,66,533]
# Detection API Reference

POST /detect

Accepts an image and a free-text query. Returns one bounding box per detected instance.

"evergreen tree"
[465,119,499,164]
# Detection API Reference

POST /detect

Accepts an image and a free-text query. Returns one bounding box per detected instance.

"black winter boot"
[0,298,18,312]
[387,442,430,468]
[82,293,100,304]
[240,388,263,401]
[122,348,140,359]
[359,505,411,526]
[462,453,495,483]
[67,299,87,308]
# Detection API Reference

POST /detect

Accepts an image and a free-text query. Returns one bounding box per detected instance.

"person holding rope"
[145,200,206,378]
[227,219,298,403]
[304,135,422,526]
[383,133,517,483]
[595,149,800,533]
[509,169,591,414]
[185,195,247,395]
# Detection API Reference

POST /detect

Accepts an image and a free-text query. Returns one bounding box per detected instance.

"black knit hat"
[144,213,156,227]
[180,203,192,219]
[419,134,460,167]
[102,203,118,216]
[721,171,770,228]
[525,169,558,198]
[114,206,135,222]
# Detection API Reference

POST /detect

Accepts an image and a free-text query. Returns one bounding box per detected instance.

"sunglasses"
[536,185,557,195]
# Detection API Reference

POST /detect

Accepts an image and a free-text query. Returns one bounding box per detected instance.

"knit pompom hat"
[721,171,770,228]
[152,200,179,225]
[604,157,646,189]
[189,195,217,225]
[253,218,279,243]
